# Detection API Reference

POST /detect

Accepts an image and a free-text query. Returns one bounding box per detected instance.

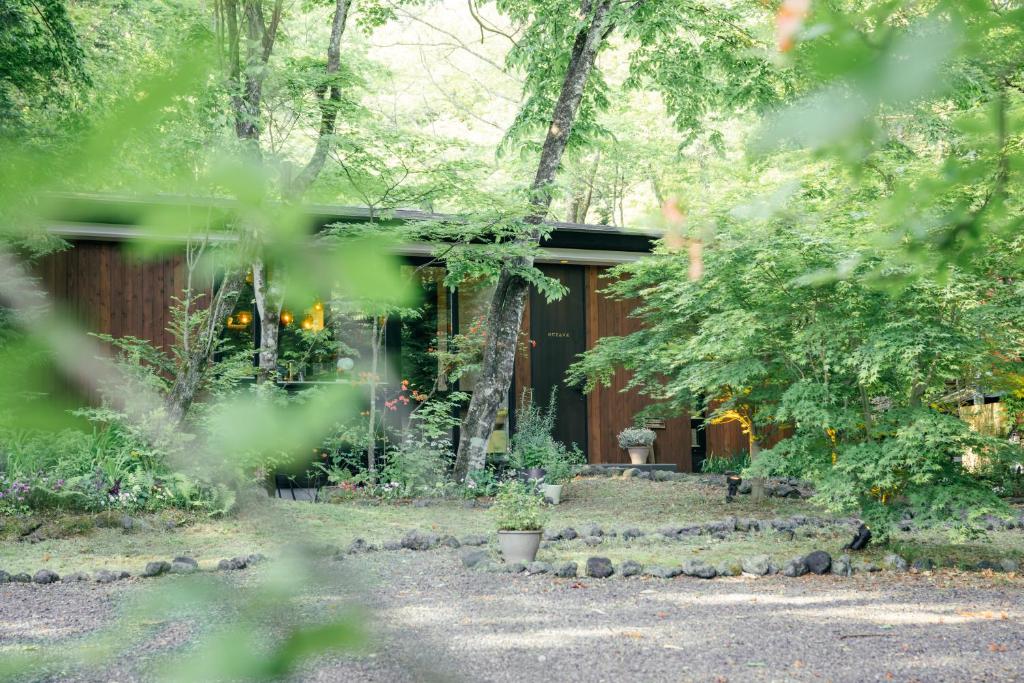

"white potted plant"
[493,480,547,563]
[539,453,570,505]
[618,426,656,465]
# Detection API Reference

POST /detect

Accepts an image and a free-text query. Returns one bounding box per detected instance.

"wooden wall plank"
[587,267,693,470]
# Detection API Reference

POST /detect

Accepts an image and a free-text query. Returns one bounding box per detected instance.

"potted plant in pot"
[493,480,547,563]
[538,444,582,504]
[539,454,570,504]
[618,426,656,464]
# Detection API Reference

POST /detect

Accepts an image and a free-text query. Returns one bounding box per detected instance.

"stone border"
[577,466,815,500]
[0,553,267,586]
[9,515,1023,586]
[458,548,1022,579]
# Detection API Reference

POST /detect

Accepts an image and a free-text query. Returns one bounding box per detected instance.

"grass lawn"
[2,475,1022,575]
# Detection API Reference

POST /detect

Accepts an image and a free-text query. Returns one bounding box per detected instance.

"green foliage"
[701,451,750,475]
[0,0,89,136]
[509,388,558,469]
[491,479,546,531]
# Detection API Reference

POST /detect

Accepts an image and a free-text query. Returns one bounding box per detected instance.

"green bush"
[492,480,546,531]
[701,451,750,474]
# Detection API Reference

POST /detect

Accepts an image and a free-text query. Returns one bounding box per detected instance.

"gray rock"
[831,555,854,577]
[218,556,248,571]
[460,534,488,547]
[583,536,603,547]
[63,572,89,582]
[463,500,478,510]
[621,468,640,478]
[559,528,578,541]
[975,559,1001,571]
[620,560,643,577]
[702,520,734,535]
[143,561,170,577]
[742,555,773,576]
[346,538,377,554]
[33,569,59,584]
[681,560,717,579]
[554,561,578,578]
[382,541,403,551]
[170,559,198,574]
[0,570,10,583]
[504,561,526,573]
[460,549,489,569]
[716,562,741,577]
[782,557,808,578]
[542,529,562,541]
[804,550,832,575]
[586,557,614,579]
[911,558,935,572]
[855,561,881,573]
[621,527,645,540]
[738,481,752,494]
[173,556,198,569]
[441,535,461,549]
[11,573,31,583]
[94,569,120,584]
[884,554,909,572]
[644,565,680,579]
[401,530,440,551]
[999,558,1020,573]
[527,561,553,575]
[773,484,800,498]
[652,470,672,482]
[580,523,604,538]
[413,499,432,508]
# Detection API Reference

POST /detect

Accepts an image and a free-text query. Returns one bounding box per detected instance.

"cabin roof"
[43,192,662,255]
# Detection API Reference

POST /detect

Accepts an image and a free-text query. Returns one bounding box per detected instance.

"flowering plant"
[617,427,656,448]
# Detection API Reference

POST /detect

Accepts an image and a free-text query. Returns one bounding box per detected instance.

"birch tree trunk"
[251,260,284,382]
[251,0,354,380]
[452,0,616,482]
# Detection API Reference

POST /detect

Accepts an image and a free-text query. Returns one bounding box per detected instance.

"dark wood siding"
[584,267,694,469]
[37,240,187,350]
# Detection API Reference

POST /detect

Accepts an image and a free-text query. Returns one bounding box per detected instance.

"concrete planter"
[497,530,542,564]
[540,483,563,505]
[627,446,650,464]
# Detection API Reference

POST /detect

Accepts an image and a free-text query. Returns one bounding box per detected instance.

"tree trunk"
[748,433,765,502]
[289,0,352,197]
[366,315,384,475]
[166,267,247,422]
[252,260,284,382]
[452,0,616,482]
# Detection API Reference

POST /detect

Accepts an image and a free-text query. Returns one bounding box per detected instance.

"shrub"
[492,480,546,531]
[701,451,750,474]
[617,427,656,448]
[510,389,558,470]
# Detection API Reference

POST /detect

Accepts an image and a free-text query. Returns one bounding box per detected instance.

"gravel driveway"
[2,550,1022,682]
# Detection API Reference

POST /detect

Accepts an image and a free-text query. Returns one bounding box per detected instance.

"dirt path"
[2,551,1022,682]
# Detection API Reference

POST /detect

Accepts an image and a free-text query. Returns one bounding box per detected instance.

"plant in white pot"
[493,480,547,563]
[618,426,656,465]
[539,453,570,505]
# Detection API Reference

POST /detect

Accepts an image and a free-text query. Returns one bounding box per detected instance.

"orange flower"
[776,0,810,53]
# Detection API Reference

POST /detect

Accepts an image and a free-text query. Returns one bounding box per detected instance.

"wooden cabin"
[38,194,754,472]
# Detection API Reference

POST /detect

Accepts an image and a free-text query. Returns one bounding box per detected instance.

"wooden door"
[530,264,588,457]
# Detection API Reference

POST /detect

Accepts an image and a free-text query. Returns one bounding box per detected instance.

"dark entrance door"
[530,264,588,457]
[690,415,707,472]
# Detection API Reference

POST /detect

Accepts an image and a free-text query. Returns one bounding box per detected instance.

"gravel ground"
[2,551,1023,683]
